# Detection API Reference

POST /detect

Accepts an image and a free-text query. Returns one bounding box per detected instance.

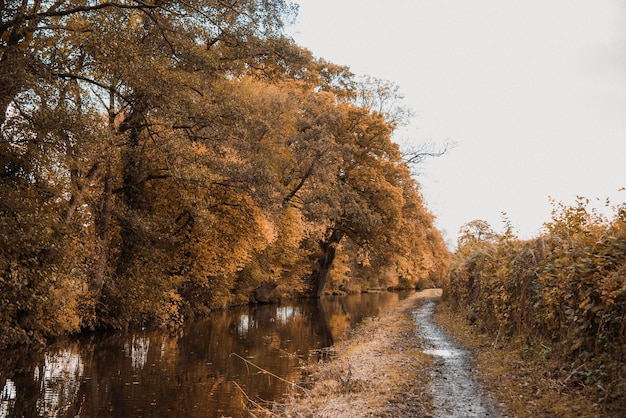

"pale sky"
[289,0,626,246]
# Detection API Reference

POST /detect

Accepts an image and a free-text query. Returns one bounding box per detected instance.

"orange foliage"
[0,1,449,348]
[446,197,626,408]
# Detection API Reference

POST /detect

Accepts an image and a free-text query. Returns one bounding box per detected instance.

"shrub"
[446,198,626,407]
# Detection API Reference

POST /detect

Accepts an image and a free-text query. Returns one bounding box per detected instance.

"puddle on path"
[413,298,498,417]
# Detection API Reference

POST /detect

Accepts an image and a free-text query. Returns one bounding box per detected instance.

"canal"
[0,291,411,417]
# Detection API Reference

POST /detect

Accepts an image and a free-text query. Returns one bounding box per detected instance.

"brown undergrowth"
[446,199,626,410]
[434,301,616,417]
[270,292,434,417]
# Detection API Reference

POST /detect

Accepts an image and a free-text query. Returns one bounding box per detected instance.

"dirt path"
[413,295,497,417]
[274,290,498,417]
[273,289,612,417]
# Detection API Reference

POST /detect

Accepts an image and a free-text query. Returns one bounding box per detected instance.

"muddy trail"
[276,290,610,417]
[413,295,498,417]
[275,290,500,417]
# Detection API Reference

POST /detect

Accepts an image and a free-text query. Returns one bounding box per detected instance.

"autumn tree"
[0,0,299,340]
[280,87,448,296]
[0,0,450,346]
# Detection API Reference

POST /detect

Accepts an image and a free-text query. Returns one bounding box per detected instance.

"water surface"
[1,292,409,417]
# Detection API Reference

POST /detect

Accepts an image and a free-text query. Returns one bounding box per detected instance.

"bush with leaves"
[446,198,626,407]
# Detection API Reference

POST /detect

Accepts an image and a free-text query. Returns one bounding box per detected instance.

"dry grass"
[272,292,434,417]
[262,290,615,418]
[433,302,612,417]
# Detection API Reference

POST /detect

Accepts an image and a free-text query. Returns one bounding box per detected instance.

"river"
[0,291,411,417]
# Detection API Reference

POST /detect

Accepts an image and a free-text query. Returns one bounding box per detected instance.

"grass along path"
[433,302,611,417]
[273,290,434,416]
[273,289,497,417]
[271,289,609,417]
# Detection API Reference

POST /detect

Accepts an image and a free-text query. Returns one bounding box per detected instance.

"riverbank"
[1,292,413,417]
[270,289,611,417]
[273,290,437,417]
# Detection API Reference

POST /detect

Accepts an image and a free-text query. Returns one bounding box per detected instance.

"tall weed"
[446,198,626,407]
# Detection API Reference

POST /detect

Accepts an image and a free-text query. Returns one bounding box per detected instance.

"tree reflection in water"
[0,291,409,417]
[35,350,84,417]
[1,379,16,416]
[124,337,150,371]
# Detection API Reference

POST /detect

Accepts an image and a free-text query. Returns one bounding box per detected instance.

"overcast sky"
[289,0,626,245]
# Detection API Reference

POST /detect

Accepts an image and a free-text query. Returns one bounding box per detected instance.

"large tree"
[0,0,449,346]
[0,0,299,339]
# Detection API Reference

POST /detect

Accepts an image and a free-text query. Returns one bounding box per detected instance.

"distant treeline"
[446,198,626,409]
[0,1,449,348]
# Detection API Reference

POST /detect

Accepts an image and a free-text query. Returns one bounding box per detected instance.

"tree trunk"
[253,281,279,303]
[93,164,113,290]
[115,124,145,278]
[311,229,344,297]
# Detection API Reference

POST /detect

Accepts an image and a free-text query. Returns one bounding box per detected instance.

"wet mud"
[413,296,498,417]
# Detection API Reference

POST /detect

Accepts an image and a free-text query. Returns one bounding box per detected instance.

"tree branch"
[53,72,133,105]
[283,161,315,205]
[0,1,161,35]
[402,140,456,166]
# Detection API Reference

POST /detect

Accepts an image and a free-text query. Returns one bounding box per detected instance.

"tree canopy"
[0,0,449,348]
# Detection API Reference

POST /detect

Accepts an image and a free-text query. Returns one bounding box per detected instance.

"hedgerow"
[445,197,626,408]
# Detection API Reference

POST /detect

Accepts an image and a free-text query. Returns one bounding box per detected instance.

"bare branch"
[402,140,456,166]
[54,72,132,104]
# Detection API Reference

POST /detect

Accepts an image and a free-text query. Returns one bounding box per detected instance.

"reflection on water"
[124,337,150,370]
[423,349,456,357]
[275,306,299,324]
[0,291,409,417]
[35,350,84,417]
[1,379,16,417]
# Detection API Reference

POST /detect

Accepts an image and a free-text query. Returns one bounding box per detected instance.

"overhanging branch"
[402,140,456,166]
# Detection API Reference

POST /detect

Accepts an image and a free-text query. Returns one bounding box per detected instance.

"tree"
[457,219,497,248]
[291,99,447,296]
[0,0,450,345]
[0,0,299,341]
